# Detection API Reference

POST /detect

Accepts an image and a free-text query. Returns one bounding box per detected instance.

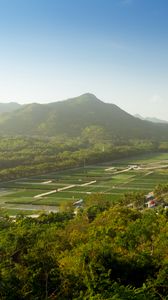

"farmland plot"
[0,152,168,215]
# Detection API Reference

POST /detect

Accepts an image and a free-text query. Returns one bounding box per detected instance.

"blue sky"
[0,0,168,119]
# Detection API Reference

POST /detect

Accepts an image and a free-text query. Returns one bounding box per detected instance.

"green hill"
[0,93,168,140]
[0,102,21,114]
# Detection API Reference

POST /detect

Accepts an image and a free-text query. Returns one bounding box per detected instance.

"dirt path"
[34,190,57,199]
[105,167,115,171]
[81,180,96,186]
[34,184,76,198]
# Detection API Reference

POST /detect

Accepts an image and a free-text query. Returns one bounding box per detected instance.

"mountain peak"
[81,93,97,98]
[68,93,103,105]
[1,93,168,140]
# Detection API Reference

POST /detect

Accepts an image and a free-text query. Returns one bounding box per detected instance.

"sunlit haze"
[0,0,168,119]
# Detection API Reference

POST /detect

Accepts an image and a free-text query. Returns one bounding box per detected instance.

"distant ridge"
[0,102,21,114]
[134,114,168,124]
[0,93,168,140]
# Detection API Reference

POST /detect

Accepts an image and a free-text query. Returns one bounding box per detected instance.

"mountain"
[134,114,168,124]
[0,102,21,114]
[0,93,168,140]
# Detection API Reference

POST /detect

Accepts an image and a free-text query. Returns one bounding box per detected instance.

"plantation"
[0,152,168,215]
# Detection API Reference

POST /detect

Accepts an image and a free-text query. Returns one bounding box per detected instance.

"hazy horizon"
[0,0,168,120]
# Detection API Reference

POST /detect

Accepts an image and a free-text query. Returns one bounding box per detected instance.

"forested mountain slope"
[0,93,168,139]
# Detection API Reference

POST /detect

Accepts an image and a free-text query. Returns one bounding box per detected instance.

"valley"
[1,0,168,297]
[1,152,168,216]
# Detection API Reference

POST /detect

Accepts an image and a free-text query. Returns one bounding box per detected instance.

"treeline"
[0,195,168,299]
[0,135,167,182]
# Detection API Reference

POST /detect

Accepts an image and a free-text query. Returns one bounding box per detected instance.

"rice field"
[0,152,168,215]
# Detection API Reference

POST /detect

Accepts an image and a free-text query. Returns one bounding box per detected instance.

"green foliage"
[0,201,168,299]
[0,135,162,182]
[121,192,146,208]
[0,93,168,140]
[154,183,168,197]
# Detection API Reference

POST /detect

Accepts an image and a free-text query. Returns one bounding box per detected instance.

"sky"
[0,0,168,119]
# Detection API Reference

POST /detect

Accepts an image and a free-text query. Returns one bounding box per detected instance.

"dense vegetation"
[0,135,168,182]
[1,94,168,182]
[0,195,168,299]
[1,94,168,139]
[1,94,168,299]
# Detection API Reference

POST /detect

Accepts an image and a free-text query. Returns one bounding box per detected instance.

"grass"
[0,208,41,216]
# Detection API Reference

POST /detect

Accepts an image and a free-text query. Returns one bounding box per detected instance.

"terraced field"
[0,152,168,215]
